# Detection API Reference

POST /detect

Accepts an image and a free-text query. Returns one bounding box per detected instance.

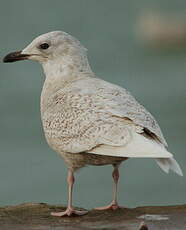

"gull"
[3,31,183,217]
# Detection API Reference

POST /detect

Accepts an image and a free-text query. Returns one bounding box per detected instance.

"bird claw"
[51,208,88,217]
[94,202,120,211]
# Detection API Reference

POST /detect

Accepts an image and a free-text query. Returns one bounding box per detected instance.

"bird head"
[3,31,86,64]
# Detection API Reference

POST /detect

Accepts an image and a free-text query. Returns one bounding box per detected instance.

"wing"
[42,77,168,158]
[92,78,167,147]
[67,77,167,146]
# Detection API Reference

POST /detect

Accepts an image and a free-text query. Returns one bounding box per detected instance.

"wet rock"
[0,203,186,230]
[138,221,148,230]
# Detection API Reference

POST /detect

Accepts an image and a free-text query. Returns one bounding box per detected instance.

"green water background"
[0,0,185,208]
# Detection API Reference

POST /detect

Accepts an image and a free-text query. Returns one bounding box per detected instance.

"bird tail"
[155,158,183,176]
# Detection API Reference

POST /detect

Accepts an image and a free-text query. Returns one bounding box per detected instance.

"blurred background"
[0,0,185,209]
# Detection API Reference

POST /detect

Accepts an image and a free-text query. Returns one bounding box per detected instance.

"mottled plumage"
[3,31,182,217]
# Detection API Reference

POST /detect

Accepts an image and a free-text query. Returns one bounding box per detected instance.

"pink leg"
[95,164,120,210]
[51,169,88,217]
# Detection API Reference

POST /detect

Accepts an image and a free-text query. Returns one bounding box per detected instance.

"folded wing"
[43,77,182,175]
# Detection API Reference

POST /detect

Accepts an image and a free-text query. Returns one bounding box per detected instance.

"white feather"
[156,158,183,176]
[89,132,172,158]
[89,131,183,176]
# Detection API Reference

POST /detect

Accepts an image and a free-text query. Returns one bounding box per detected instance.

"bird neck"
[42,52,93,86]
[40,53,94,115]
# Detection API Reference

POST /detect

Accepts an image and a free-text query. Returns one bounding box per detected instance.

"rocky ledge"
[0,203,186,230]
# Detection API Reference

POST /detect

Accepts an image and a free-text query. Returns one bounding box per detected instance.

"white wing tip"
[156,158,183,176]
[170,158,183,176]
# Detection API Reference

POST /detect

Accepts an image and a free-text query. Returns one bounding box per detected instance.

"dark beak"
[3,51,30,63]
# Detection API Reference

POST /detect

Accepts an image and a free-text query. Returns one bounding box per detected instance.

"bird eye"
[39,43,50,49]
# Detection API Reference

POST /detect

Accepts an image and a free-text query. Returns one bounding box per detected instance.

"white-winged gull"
[3,31,183,217]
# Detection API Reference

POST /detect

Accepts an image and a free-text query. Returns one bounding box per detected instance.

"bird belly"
[58,151,127,170]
